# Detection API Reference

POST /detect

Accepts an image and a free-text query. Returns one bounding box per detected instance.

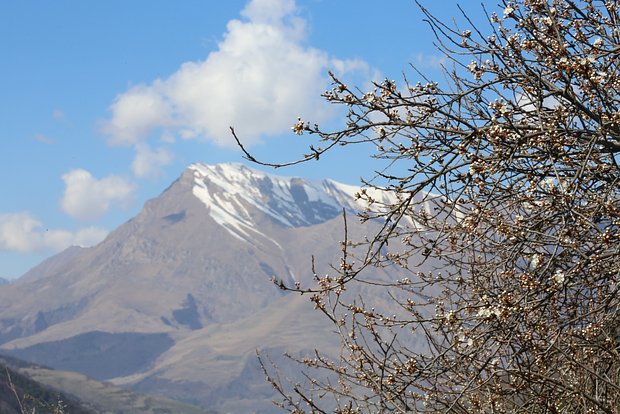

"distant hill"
[0,354,211,414]
[0,277,9,285]
[0,355,96,414]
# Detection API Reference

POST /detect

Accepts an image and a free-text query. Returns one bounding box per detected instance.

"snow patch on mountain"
[187,162,428,244]
[189,163,363,241]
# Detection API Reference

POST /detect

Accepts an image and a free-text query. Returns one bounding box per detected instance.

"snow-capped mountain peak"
[189,163,362,241]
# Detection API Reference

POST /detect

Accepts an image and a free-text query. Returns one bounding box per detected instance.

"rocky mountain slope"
[0,163,427,413]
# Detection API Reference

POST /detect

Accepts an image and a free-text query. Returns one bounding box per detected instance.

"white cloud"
[0,212,108,253]
[61,169,135,220]
[241,0,296,24]
[103,84,172,146]
[132,144,174,178]
[102,0,371,175]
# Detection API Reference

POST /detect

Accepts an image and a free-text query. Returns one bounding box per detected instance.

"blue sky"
[0,0,490,279]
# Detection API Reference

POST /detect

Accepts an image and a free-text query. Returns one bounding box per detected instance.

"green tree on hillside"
[237,0,620,412]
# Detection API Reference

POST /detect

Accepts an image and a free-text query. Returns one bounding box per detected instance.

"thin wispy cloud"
[413,52,448,70]
[52,109,65,121]
[33,133,55,145]
[132,144,174,179]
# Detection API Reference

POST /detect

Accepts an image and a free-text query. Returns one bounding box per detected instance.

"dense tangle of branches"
[237,1,620,412]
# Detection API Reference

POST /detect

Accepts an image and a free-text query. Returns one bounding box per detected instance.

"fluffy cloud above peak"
[61,169,135,220]
[103,84,172,147]
[102,0,370,173]
[0,212,108,253]
[241,0,296,24]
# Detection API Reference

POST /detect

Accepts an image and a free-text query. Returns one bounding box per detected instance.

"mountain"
[0,163,427,413]
[0,277,9,285]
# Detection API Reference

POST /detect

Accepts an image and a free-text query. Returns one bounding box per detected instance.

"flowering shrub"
[237,1,620,412]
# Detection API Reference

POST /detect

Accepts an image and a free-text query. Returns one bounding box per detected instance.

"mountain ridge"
[0,162,423,413]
